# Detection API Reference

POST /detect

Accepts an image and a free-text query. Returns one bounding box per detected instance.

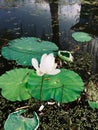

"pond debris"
[38,104,45,112]
[15,105,29,111]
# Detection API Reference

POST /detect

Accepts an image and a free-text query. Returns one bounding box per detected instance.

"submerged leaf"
[72,32,92,42]
[0,68,32,101]
[86,81,98,102]
[88,101,98,109]
[4,109,39,130]
[27,69,84,103]
[86,81,98,109]
[2,37,58,66]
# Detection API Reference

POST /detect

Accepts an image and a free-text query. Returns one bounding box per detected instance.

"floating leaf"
[72,32,92,42]
[27,69,84,103]
[58,50,73,62]
[0,68,31,101]
[2,37,58,66]
[4,109,39,130]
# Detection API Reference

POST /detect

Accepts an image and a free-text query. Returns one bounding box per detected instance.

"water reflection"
[72,4,98,36]
[49,0,60,47]
[81,37,98,73]
[72,3,98,73]
[0,0,81,49]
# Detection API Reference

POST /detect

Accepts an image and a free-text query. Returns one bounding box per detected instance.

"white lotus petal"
[46,63,57,74]
[40,53,47,65]
[36,70,44,76]
[40,53,55,73]
[53,63,57,69]
[48,69,60,75]
[32,58,39,70]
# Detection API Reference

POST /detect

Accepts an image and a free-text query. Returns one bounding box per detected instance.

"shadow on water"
[0,0,98,72]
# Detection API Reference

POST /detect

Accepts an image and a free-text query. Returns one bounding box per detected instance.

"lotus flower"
[32,53,60,76]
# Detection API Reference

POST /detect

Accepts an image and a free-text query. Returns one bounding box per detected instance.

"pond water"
[0,0,98,72]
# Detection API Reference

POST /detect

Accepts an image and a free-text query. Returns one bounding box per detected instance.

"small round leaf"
[72,32,92,42]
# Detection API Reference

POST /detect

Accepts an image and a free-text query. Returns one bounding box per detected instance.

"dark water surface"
[0,0,98,72]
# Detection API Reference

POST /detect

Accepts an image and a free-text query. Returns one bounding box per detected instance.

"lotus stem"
[40,75,44,101]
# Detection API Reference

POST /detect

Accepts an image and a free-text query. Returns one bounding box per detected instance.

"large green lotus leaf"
[2,37,58,66]
[27,69,84,103]
[72,32,92,42]
[4,109,39,130]
[0,68,32,101]
[88,101,98,109]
